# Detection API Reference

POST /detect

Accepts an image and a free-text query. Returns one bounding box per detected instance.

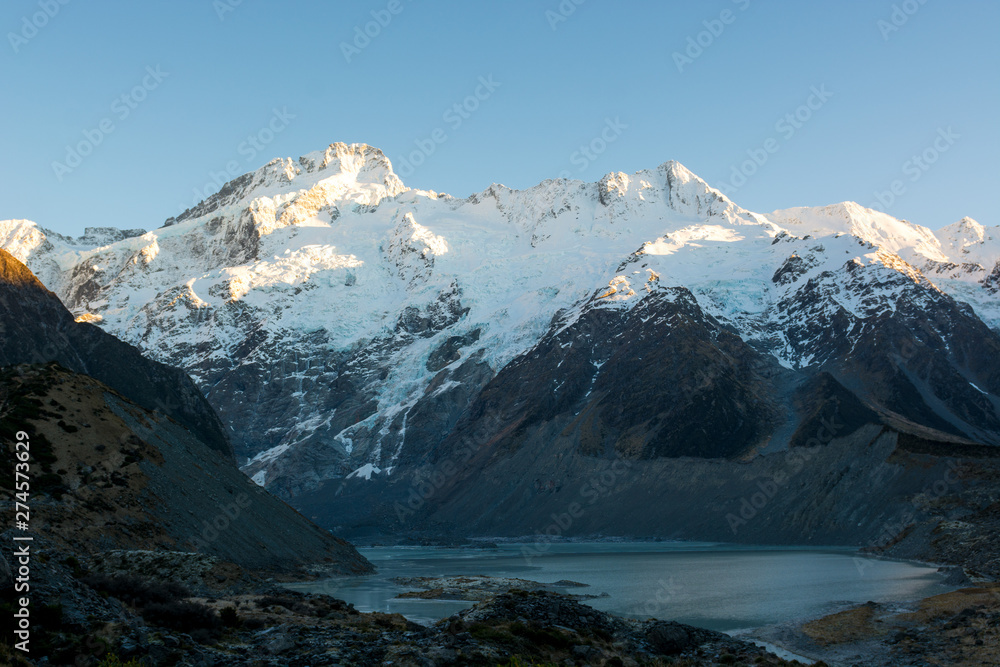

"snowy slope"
[2,142,996,496]
[771,205,999,328]
[770,202,947,263]
[938,217,1000,267]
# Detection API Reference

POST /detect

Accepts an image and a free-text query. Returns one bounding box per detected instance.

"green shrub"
[510,621,571,649]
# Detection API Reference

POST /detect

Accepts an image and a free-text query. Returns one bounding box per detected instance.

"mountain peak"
[164,142,407,229]
[936,216,999,273]
[770,202,946,261]
[5,148,1000,517]
[298,142,402,186]
[0,247,45,290]
[658,159,696,180]
[943,216,986,239]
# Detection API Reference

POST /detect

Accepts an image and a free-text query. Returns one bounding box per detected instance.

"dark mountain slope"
[0,251,371,575]
[425,285,784,467]
[0,362,372,575]
[295,270,1000,564]
[776,254,1000,444]
[0,248,231,458]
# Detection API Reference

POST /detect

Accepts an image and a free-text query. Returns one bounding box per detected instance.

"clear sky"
[2,0,997,237]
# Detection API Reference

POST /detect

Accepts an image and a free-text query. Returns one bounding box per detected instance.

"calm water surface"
[289,542,951,631]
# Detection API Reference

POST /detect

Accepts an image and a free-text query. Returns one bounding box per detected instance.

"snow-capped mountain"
[938,217,1000,268]
[2,143,998,525]
[770,204,1000,328]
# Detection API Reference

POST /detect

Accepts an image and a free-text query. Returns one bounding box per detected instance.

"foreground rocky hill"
[0,248,230,458]
[0,246,371,571]
[0,251,373,648]
[0,362,371,576]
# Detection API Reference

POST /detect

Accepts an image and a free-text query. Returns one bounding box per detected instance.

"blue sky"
[2,0,997,236]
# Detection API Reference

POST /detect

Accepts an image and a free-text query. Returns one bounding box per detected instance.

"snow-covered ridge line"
[1,141,996,494]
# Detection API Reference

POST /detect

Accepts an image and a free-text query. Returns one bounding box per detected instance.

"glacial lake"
[288,542,952,632]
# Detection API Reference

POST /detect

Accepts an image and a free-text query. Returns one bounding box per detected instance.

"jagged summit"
[771,201,948,262]
[936,216,1000,279]
[162,142,407,230]
[941,216,988,245]
[298,142,401,180]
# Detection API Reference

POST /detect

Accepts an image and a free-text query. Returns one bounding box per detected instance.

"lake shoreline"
[351,533,971,568]
[742,581,1000,666]
[291,541,998,664]
[294,542,958,624]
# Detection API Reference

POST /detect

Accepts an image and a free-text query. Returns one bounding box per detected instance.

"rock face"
[425,285,783,466]
[1,143,998,546]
